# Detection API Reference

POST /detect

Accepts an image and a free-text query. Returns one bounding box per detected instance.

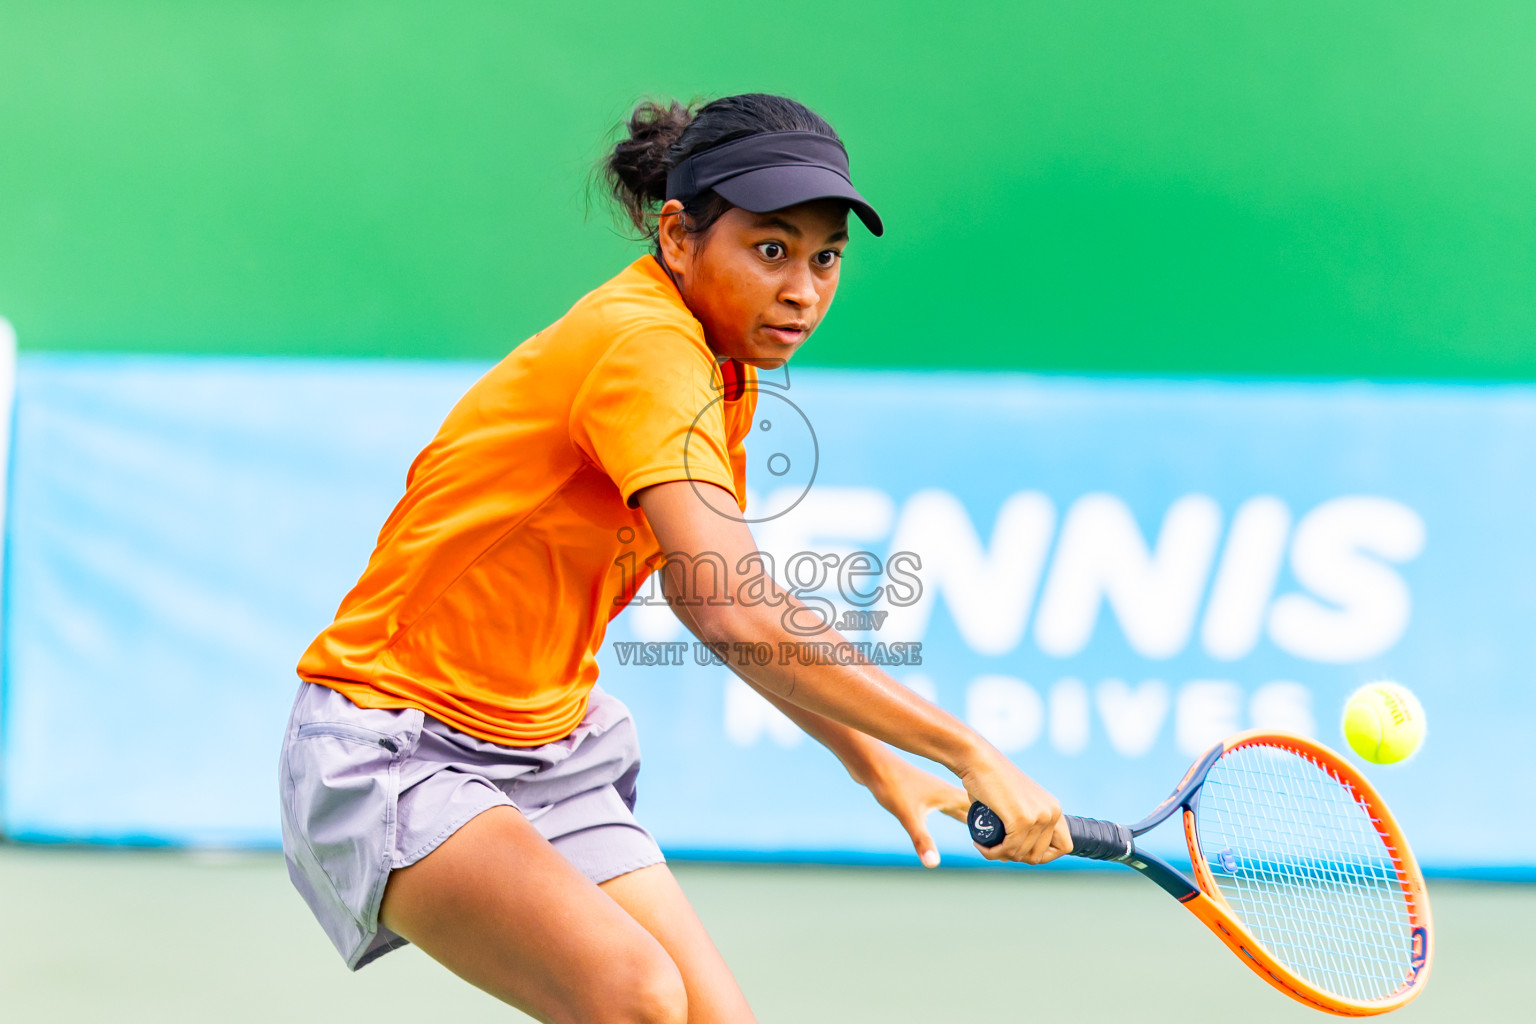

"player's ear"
[657,199,691,277]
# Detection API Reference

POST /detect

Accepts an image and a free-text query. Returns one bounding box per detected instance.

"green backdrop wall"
[2,2,1533,377]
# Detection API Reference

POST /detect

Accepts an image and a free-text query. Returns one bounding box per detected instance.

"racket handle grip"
[1063,815,1134,861]
[967,802,1133,861]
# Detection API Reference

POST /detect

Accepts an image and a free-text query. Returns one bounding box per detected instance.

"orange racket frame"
[1177,732,1432,1015]
[969,730,1433,1016]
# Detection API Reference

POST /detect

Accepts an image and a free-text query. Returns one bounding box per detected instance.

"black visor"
[665,130,883,236]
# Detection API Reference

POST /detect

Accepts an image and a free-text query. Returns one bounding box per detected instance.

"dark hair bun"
[601,93,839,244]
[604,100,696,234]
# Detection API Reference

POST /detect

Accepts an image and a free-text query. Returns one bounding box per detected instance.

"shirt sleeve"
[569,329,740,507]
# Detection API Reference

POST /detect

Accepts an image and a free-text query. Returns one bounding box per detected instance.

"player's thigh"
[379,805,686,1024]
[601,865,757,1024]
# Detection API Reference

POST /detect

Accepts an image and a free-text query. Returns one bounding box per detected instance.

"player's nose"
[777,263,820,309]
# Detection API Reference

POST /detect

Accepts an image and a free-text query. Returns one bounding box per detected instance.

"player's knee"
[589,948,687,1024]
[629,965,689,1024]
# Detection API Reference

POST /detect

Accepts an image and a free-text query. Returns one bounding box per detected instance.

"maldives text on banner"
[3,356,1533,873]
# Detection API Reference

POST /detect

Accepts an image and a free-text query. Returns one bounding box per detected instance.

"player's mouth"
[761,323,808,345]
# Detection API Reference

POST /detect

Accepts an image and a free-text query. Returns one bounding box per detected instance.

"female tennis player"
[280,93,1069,1024]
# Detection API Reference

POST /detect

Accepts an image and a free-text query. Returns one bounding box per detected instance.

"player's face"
[663,199,848,369]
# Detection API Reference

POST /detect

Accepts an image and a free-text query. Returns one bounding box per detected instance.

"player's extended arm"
[756,687,972,867]
[636,479,1070,864]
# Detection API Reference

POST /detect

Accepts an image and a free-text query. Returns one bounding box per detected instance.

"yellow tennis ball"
[1342,682,1426,764]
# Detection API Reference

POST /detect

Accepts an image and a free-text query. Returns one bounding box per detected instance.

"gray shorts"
[278,681,664,969]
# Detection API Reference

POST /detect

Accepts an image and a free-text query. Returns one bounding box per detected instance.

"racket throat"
[1068,815,1200,901]
[1125,850,1200,902]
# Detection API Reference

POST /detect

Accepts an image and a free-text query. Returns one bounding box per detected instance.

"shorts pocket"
[297,721,407,753]
[283,722,404,929]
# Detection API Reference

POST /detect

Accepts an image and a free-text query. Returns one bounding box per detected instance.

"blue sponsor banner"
[3,355,1533,874]
[1,356,482,845]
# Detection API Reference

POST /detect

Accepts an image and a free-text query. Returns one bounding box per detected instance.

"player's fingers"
[972,829,1005,860]
[972,808,1055,863]
[971,813,1012,861]
[986,808,1044,863]
[1031,843,1064,865]
[1049,815,1074,855]
[937,784,970,822]
[890,804,941,868]
[991,816,1042,864]
[1029,813,1074,864]
[1026,811,1059,864]
[905,819,941,868]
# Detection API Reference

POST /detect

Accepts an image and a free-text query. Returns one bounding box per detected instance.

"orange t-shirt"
[297,255,758,745]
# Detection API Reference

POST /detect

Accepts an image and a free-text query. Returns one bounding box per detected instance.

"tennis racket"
[967,730,1432,1016]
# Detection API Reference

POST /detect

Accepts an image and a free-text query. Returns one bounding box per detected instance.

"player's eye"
[813,249,842,268]
[755,242,786,261]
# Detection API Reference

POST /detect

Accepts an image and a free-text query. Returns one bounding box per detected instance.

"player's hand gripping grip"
[967,802,1133,861]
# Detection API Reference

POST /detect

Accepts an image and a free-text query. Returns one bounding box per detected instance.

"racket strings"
[1195,744,1416,1003]
[1211,763,1408,1001]
[1205,772,1405,1000]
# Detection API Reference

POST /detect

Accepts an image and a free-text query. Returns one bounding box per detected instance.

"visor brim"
[711,165,884,237]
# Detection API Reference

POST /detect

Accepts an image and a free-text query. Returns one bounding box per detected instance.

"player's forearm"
[661,587,961,774]
[692,601,983,776]
[635,481,987,776]
[756,687,893,786]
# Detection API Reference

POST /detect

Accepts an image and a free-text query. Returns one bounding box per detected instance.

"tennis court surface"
[0,846,1523,1022]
